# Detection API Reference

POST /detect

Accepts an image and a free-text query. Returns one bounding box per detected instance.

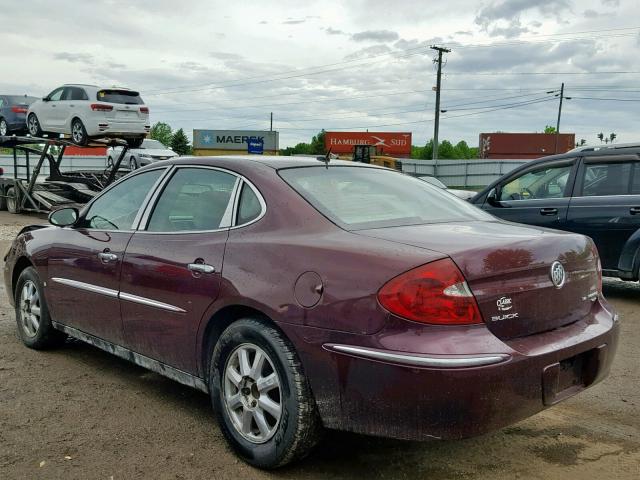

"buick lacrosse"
[4,156,619,468]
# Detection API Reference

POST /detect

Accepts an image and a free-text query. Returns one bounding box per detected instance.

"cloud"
[282,19,305,25]
[489,19,530,38]
[344,44,393,60]
[325,27,346,35]
[53,52,94,64]
[475,0,571,37]
[601,0,619,6]
[351,29,399,43]
[455,30,473,36]
[259,20,268,24]
[210,51,243,61]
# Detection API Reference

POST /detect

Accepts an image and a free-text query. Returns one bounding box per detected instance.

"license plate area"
[542,346,605,406]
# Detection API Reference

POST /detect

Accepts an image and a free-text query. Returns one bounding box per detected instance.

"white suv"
[26,84,150,147]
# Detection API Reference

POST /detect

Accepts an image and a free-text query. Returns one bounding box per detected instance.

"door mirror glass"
[49,207,78,227]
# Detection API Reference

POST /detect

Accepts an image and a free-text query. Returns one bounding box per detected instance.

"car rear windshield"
[7,95,37,105]
[279,166,492,230]
[97,89,144,105]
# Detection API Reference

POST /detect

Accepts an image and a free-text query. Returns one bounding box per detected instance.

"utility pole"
[431,45,450,165]
[270,112,273,132]
[554,82,564,154]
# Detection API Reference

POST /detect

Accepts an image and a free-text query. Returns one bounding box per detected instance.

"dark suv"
[0,95,37,136]
[472,144,640,281]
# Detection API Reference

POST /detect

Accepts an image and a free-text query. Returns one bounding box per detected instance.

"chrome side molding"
[324,344,511,368]
[119,291,186,313]
[51,277,118,298]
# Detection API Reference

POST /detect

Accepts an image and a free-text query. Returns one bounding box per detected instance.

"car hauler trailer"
[0,135,131,214]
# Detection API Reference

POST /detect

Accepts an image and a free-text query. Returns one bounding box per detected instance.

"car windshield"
[142,139,165,149]
[97,89,144,105]
[279,166,492,230]
[418,176,447,189]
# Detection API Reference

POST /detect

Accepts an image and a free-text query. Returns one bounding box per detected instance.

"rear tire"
[27,113,42,137]
[129,157,138,170]
[14,267,67,349]
[0,118,8,136]
[71,118,88,146]
[210,318,322,469]
[6,187,20,214]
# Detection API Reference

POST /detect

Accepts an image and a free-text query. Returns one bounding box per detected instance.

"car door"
[39,87,66,130]
[119,166,239,373]
[65,87,88,129]
[45,168,167,345]
[482,159,577,229]
[564,155,640,271]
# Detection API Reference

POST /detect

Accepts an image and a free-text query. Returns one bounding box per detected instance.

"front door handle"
[98,251,118,263]
[630,207,640,215]
[540,207,558,216]
[188,263,215,274]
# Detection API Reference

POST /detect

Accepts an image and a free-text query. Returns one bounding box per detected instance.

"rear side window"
[581,162,633,197]
[279,166,491,230]
[236,183,262,225]
[632,165,640,194]
[97,89,144,105]
[147,168,237,232]
[69,87,88,101]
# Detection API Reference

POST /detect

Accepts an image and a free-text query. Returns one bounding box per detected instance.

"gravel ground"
[0,211,638,480]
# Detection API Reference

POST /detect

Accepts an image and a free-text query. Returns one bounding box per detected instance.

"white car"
[26,84,150,147]
[417,175,477,200]
[107,139,179,170]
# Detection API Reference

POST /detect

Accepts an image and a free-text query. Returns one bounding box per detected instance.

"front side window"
[581,162,633,197]
[147,168,237,232]
[47,88,65,101]
[83,170,163,230]
[279,166,492,230]
[500,164,572,201]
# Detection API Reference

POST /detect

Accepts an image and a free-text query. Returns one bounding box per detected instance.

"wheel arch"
[12,256,35,300]
[198,304,283,383]
[617,227,640,279]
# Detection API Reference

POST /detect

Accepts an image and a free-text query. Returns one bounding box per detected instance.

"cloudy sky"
[2,0,639,148]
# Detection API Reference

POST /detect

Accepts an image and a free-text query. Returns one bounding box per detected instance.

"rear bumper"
[280,298,619,440]
[85,120,150,137]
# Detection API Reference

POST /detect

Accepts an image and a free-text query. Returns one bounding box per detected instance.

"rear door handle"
[188,263,215,274]
[540,207,558,216]
[630,207,640,215]
[98,252,118,263]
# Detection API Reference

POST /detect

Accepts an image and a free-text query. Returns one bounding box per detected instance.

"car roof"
[156,155,383,170]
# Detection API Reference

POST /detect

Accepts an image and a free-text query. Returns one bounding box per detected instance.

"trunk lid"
[357,221,600,340]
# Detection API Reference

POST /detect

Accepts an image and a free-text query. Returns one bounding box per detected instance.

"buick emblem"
[550,261,566,288]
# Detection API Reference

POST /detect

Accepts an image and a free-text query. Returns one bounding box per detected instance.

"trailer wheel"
[6,187,20,214]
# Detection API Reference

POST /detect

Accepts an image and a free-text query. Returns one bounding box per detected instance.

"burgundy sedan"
[4,156,619,468]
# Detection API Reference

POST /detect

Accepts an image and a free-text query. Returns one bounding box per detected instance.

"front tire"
[14,267,67,349]
[210,318,322,469]
[71,118,88,146]
[27,113,43,137]
[0,118,8,136]
[129,156,138,170]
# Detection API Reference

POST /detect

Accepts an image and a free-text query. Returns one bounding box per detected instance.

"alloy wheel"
[72,121,85,144]
[223,343,282,443]
[19,280,41,338]
[27,115,39,136]
[0,119,7,136]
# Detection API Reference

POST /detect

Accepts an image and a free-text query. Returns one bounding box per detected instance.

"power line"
[445,70,640,76]
[441,95,554,112]
[570,96,640,102]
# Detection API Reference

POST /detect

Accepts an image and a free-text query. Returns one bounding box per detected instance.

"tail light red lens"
[590,242,603,293]
[140,106,149,114]
[90,103,113,112]
[11,106,28,114]
[378,258,483,325]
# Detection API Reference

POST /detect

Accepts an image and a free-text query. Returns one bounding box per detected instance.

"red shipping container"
[325,131,412,156]
[479,132,575,159]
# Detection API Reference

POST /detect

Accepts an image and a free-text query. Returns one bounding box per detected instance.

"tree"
[544,125,557,134]
[150,122,173,147]
[597,132,604,143]
[309,130,326,155]
[609,133,617,143]
[170,128,191,155]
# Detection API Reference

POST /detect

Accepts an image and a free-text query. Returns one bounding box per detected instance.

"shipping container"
[479,132,575,159]
[324,131,412,157]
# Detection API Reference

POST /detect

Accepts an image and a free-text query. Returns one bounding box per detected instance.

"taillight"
[140,106,149,114]
[590,242,603,293]
[11,106,27,114]
[377,258,483,325]
[91,103,113,112]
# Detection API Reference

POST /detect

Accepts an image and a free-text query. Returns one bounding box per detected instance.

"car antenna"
[317,149,331,169]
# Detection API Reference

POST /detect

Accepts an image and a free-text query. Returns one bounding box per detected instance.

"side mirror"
[486,188,502,207]
[49,207,79,227]
[42,96,49,102]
